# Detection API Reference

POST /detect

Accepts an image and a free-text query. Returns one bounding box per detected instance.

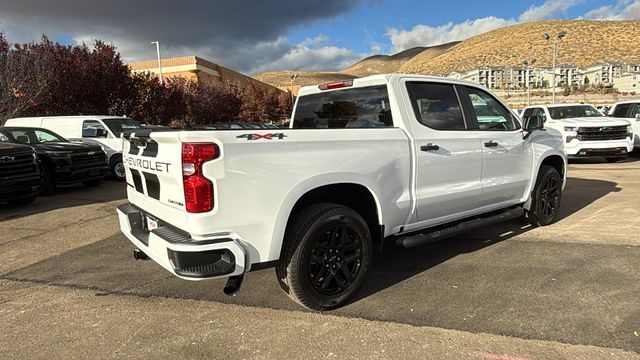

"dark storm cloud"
[0,0,366,73]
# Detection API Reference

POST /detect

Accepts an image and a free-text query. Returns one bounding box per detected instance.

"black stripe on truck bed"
[144,172,160,200]
[141,142,158,158]
[131,169,144,193]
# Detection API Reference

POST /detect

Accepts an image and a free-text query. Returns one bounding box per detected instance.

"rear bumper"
[117,203,246,280]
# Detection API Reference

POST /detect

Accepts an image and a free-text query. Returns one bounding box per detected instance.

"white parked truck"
[117,74,566,310]
[521,104,633,162]
[608,100,640,149]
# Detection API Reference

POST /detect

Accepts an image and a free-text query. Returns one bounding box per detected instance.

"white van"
[4,116,143,179]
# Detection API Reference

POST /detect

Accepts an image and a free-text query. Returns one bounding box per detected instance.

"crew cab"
[608,100,640,149]
[117,74,566,310]
[522,104,633,162]
[0,143,41,205]
[0,127,108,194]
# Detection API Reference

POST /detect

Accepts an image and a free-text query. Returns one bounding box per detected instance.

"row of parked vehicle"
[0,116,146,205]
[520,100,640,162]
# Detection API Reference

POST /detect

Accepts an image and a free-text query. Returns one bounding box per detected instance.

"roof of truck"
[611,100,640,106]
[297,73,490,97]
[524,103,596,109]
[8,115,125,121]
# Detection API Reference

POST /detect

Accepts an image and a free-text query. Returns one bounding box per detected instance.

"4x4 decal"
[237,133,287,141]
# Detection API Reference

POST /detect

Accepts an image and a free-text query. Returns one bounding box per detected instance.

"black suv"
[0,143,41,205]
[0,127,108,194]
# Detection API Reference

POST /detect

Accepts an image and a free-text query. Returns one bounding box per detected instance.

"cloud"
[0,0,365,73]
[583,0,640,19]
[386,0,585,53]
[519,0,584,22]
[387,17,516,53]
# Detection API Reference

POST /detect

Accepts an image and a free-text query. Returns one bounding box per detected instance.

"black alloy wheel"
[538,172,561,222]
[525,165,562,226]
[277,203,372,310]
[307,223,364,296]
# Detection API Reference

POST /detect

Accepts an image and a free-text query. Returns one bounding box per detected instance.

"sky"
[0,0,639,75]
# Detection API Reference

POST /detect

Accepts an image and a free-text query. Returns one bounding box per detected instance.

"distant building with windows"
[581,63,623,87]
[447,62,639,90]
[613,72,640,93]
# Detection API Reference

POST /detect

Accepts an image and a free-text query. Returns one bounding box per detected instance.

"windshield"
[548,105,602,119]
[2,128,66,144]
[102,118,143,137]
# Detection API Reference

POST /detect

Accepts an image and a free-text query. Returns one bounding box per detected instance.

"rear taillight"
[182,143,219,213]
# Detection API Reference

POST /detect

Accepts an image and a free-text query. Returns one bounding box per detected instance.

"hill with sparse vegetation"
[253,20,640,88]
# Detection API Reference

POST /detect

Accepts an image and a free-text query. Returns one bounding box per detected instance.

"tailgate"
[123,129,203,221]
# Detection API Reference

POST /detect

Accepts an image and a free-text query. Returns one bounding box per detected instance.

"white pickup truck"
[521,104,633,162]
[608,100,640,149]
[117,74,566,310]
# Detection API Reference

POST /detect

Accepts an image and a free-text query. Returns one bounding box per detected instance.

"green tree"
[563,84,571,96]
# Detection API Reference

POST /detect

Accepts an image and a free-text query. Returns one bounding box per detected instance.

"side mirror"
[523,115,544,131]
[635,114,640,119]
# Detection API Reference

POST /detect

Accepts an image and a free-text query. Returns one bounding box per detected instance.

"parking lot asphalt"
[1,160,639,360]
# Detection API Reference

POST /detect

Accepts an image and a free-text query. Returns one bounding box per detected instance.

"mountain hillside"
[400,20,640,74]
[253,20,640,88]
[251,70,356,90]
[341,46,427,76]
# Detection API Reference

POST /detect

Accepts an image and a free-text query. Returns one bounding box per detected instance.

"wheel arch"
[272,181,385,260]
[540,154,566,179]
[524,152,567,210]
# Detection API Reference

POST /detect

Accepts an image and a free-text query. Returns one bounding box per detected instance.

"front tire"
[525,165,562,226]
[276,203,372,310]
[605,157,622,163]
[40,165,56,195]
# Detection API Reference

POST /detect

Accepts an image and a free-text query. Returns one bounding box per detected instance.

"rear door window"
[292,85,393,129]
[406,82,466,130]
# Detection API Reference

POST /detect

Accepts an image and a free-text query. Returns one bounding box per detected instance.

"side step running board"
[396,207,524,248]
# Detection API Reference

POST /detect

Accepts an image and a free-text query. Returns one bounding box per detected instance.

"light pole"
[150,41,163,86]
[289,73,298,102]
[544,31,566,104]
[523,58,536,106]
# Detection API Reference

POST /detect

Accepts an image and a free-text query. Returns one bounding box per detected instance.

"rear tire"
[109,155,125,181]
[525,165,562,227]
[276,203,372,310]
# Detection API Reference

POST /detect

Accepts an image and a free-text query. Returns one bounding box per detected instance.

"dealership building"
[128,55,280,93]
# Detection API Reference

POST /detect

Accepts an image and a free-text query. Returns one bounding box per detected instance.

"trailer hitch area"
[133,248,150,260]
[223,275,244,296]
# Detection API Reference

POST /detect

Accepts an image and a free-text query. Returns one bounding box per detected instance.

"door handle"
[484,141,498,148]
[420,143,440,151]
